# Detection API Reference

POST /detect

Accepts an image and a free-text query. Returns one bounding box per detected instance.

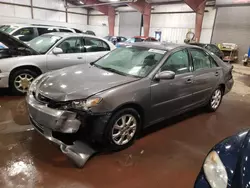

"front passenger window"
[160,50,190,74]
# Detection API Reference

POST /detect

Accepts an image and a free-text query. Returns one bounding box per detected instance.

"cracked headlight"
[63,97,102,110]
[204,151,228,188]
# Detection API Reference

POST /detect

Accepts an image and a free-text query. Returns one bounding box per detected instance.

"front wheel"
[104,108,141,151]
[206,87,223,112]
[9,69,39,95]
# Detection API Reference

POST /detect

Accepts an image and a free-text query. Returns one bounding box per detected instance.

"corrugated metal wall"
[150,5,216,44]
[0,0,88,31]
[211,6,250,60]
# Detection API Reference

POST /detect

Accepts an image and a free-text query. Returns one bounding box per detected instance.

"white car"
[0,32,115,94]
[0,24,83,42]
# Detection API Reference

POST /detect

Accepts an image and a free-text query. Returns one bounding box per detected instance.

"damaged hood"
[37,64,139,101]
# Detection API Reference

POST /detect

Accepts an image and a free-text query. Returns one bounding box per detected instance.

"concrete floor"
[0,72,250,188]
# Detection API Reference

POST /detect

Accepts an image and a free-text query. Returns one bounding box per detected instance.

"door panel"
[150,73,195,122]
[193,68,220,104]
[150,49,195,123]
[46,37,85,71]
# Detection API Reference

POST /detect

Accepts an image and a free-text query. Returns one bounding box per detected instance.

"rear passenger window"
[57,37,83,53]
[37,28,57,35]
[189,49,214,70]
[84,37,110,52]
[161,50,190,74]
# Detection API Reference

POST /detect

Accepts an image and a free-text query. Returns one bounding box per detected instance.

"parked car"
[0,31,38,59]
[83,30,96,36]
[116,36,158,47]
[194,129,250,188]
[26,42,233,167]
[0,24,85,42]
[190,43,224,60]
[104,36,127,45]
[0,32,115,94]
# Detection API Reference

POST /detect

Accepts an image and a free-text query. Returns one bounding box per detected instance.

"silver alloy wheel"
[211,89,222,109]
[111,114,137,146]
[14,73,34,93]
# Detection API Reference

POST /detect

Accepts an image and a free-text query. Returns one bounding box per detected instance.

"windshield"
[0,25,19,34]
[28,35,61,54]
[94,46,166,78]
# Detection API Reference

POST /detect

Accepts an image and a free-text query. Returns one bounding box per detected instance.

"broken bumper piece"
[27,93,96,168]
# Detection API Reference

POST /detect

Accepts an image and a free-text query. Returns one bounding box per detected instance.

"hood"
[37,64,139,101]
[0,31,38,58]
[231,130,250,188]
[211,130,250,188]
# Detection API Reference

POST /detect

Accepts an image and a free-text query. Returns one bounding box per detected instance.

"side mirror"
[52,47,63,55]
[155,71,175,80]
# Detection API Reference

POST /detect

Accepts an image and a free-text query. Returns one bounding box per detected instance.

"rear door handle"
[186,78,193,84]
[77,57,83,59]
[215,72,219,76]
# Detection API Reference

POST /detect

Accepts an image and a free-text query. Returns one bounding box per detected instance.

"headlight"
[204,151,228,188]
[63,97,102,110]
[28,74,44,94]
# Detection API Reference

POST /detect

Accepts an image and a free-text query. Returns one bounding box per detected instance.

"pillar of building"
[195,1,206,42]
[108,6,115,36]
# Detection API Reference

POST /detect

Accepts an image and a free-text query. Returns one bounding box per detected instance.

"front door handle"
[215,72,219,76]
[186,78,193,84]
[77,57,83,59]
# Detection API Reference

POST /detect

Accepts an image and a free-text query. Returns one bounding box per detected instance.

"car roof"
[130,42,199,51]
[42,32,102,39]
[1,23,72,29]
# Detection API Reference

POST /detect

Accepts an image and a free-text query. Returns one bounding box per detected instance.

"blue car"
[195,129,250,188]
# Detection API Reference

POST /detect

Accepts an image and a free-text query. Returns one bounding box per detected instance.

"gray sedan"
[0,32,115,94]
[26,42,233,167]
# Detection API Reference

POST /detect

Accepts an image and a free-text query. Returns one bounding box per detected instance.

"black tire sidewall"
[10,69,39,95]
[104,108,141,151]
[207,87,223,112]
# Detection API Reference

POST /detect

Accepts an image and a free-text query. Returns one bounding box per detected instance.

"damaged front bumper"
[26,93,96,168]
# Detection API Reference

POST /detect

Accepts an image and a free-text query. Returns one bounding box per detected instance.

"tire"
[206,87,223,112]
[243,61,248,66]
[103,108,141,151]
[9,69,39,95]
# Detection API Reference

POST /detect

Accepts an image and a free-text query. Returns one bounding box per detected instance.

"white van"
[0,24,83,42]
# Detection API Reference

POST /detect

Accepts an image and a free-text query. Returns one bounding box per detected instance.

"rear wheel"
[206,87,223,112]
[104,108,141,151]
[10,69,39,95]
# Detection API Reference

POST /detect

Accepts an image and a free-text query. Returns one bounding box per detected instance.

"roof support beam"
[79,0,115,35]
[128,1,151,37]
[195,1,206,42]
[184,0,207,42]
[184,0,206,12]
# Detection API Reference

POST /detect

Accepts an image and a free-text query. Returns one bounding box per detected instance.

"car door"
[46,36,85,71]
[83,37,111,63]
[150,49,196,122]
[188,48,222,105]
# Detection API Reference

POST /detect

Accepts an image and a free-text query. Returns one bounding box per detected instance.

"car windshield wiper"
[94,65,127,76]
[101,67,128,76]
